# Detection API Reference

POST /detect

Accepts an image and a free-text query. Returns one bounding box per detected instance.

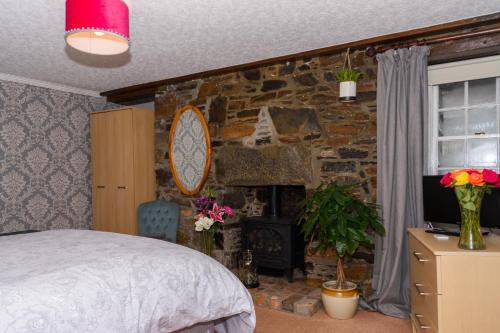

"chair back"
[137,200,180,243]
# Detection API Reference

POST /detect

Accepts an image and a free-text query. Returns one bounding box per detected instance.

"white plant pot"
[321,280,359,319]
[339,81,357,102]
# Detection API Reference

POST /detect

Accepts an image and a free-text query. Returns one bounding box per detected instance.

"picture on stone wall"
[169,105,212,195]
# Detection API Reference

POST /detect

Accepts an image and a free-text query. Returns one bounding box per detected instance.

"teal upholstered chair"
[137,200,180,243]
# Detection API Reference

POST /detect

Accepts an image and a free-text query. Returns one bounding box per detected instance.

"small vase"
[454,186,486,250]
[202,230,213,256]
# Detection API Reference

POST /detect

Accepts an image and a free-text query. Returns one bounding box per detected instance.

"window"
[428,56,500,175]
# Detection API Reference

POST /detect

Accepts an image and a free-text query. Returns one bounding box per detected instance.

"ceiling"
[1,1,500,95]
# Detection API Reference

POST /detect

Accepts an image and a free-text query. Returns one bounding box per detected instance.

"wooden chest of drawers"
[408,228,500,333]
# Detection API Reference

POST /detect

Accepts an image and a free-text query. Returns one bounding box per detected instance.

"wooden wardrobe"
[90,107,155,235]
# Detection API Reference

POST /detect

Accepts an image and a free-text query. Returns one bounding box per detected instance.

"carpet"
[255,306,412,333]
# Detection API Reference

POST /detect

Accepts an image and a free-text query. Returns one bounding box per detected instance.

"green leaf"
[346,238,359,256]
[347,228,362,241]
[371,220,385,236]
[336,240,347,258]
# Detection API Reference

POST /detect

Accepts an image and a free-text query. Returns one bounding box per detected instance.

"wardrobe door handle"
[97,185,105,189]
[117,186,127,190]
[414,314,431,329]
[413,251,429,262]
[415,283,431,296]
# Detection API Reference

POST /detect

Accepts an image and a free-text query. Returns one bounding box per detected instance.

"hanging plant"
[335,48,363,102]
[335,68,363,82]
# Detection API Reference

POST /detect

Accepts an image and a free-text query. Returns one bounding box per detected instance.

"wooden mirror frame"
[168,105,212,196]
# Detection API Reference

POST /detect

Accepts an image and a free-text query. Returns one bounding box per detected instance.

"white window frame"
[428,55,500,175]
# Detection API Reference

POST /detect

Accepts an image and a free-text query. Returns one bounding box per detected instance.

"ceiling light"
[65,0,130,56]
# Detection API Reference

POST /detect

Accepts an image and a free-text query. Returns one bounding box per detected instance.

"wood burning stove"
[241,186,305,282]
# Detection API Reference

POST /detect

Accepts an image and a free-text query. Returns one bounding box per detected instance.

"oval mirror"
[169,105,212,195]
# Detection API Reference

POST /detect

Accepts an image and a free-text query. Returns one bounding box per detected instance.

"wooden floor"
[255,306,412,333]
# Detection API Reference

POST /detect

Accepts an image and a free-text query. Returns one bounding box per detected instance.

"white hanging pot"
[339,81,357,102]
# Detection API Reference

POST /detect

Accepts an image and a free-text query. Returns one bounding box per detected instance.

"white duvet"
[0,230,255,333]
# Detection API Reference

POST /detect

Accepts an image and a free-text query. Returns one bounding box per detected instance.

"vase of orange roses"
[440,169,500,250]
[194,188,234,256]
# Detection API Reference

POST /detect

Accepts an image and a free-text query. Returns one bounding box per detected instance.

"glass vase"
[202,229,213,256]
[454,186,486,250]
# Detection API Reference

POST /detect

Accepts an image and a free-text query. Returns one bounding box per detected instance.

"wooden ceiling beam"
[102,12,500,104]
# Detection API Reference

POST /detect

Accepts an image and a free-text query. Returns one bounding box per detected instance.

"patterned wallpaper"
[0,80,110,233]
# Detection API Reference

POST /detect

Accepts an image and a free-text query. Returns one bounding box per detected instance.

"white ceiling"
[0,1,499,94]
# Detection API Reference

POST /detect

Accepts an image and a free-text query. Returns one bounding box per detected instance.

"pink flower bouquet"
[194,188,234,256]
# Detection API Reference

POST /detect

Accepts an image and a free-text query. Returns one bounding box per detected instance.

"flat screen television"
[423,175,500,229]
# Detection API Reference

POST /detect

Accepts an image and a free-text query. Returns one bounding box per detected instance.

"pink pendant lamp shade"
[65,0,130,55]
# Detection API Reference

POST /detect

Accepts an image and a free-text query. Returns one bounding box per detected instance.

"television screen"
[423,175,500,228]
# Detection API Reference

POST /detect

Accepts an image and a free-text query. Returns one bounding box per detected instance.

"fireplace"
[241,186,305,282]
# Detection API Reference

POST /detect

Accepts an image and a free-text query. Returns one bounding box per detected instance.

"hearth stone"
[249,275,322,317]
[294,298,321,316]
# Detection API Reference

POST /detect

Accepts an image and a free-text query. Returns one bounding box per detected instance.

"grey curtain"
[362,46,430,318]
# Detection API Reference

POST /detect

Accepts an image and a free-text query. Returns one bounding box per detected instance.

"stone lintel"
[216,144,312,186]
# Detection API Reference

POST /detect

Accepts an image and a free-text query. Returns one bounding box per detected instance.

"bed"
[0,230,255,333]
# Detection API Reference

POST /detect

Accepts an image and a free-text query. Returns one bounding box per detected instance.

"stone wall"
[154,51,378,291]
[148,23,500,297]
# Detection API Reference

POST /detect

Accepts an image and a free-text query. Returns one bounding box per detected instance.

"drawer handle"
[413,251,429,262]
[415,314,431,329]
[117,186,127,190]
[97,185,105,189]
[415,283,431,296]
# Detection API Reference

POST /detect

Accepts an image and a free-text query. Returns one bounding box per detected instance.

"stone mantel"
[215,144,313,186]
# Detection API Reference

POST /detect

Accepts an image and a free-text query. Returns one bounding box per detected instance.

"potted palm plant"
[336,48,363,102]
[297,182,384,319]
